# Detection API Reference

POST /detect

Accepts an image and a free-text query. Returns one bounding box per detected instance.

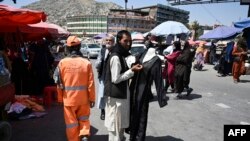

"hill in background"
[23,0,122,26]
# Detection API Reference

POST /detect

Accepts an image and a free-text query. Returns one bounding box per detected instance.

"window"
[88,44,101,49]
[81,44,87,48]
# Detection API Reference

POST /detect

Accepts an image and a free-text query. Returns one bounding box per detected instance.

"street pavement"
[10,59,250,141]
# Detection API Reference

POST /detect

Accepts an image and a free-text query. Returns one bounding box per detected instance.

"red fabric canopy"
[0,22,69,41]
[0,4,47,34]
[0,4,47,26]
[21,22,70,41]
[0,5,70,41]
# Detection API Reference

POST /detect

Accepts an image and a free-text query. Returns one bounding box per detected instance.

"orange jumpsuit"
[55,56,95,141]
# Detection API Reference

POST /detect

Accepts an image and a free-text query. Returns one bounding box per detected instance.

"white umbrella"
[150,21,190,36]
[143,32,149,37]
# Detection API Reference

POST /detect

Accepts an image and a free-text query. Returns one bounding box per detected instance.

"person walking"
[193,42,206,71]
[224,41,234,75]
[209,40,217,65]
[95,34,115,120]
[232,38,248,83]
[175,41,195,98]
[163,41,182,92]
[53,36,95,141]
[104,30,143,141]
[217,47,227,77]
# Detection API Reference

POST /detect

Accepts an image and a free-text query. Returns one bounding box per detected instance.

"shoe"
[81,136,89,141]
[186,88,193,96]
[175,93,182,99]
[100,109,105,120]
[100,114,105,120]
[217,74,226,77]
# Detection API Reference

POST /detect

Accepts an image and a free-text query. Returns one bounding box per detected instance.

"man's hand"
[131,64,143,72]
[90,101,95,108]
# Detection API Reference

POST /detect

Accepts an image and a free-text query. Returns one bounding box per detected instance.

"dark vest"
[104,53,128,99]
[97,48,106,80]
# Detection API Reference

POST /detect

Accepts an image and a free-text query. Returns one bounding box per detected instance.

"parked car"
[130,43,146,57]
[80,43,101,59]
[127,44,165,68]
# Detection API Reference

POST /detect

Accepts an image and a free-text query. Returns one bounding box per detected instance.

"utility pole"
[125,0,128,30]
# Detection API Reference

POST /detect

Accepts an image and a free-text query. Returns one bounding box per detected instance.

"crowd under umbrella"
[199,26,242,40]
[0,4,48,46]
[0,5,48,133]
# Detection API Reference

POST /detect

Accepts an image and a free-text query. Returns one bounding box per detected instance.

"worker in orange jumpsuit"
[53,36,95,141]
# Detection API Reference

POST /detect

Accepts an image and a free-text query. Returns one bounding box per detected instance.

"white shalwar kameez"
[95,49,110,109]
[104,56,134,141]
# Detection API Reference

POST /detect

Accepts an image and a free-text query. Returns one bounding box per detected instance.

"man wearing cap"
[53,36,95,141]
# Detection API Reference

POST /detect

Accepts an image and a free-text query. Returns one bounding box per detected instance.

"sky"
[0,0,248,26]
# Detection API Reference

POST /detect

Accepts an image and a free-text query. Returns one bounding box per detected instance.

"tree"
[189,20,200,40]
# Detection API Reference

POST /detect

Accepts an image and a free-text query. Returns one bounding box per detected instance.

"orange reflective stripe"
[78,115,89,121]
[66,123,79,128]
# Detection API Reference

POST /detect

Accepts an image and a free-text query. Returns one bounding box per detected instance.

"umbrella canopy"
[0,4,46,26]
[131,32,144,40]
[234,18,250,50]
[199,26,242,40]
[93,33,108,39]
[21,22,70,41]
[23,22,69,35]
[143,32,149,37]
[150,21,190,36]
[234,18,250,29]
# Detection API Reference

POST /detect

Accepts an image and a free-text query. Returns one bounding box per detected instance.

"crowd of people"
[0,39,56,95]
[213,37,248,83]
[51,30,200,141]
[1,29,249,141]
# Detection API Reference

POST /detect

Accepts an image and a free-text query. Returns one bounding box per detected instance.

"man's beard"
[106,44,112,49]
[125,46,131,51]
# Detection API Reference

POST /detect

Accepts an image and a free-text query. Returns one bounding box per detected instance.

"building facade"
[67,15,108,37]
[107,9,155,35]
[66,4,189,37]
[134,4,189,25]
[66,11,155,37]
